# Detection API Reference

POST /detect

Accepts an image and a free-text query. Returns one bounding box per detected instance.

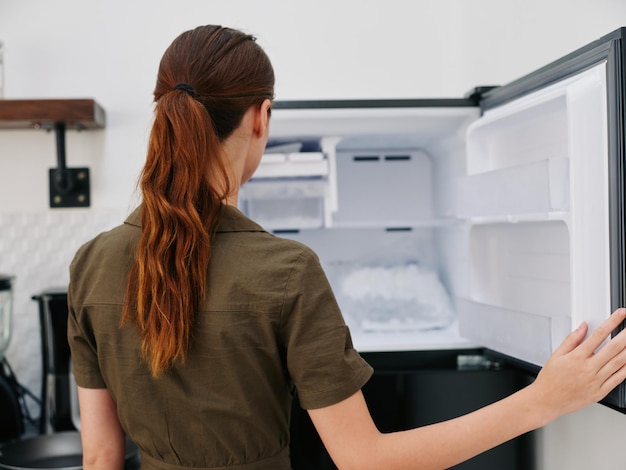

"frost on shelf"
[335,263,455,332]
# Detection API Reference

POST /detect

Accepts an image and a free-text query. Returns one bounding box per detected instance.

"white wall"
[1,0,626,468]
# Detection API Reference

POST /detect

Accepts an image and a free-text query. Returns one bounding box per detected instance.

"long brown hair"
[122,25,275,377]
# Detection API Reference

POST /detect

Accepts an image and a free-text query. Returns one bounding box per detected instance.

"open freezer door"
[457,28,626,408]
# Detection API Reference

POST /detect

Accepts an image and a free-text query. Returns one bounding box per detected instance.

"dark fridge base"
[289,350,535,470]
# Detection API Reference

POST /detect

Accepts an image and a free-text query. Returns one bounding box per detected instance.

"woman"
[68,24,626,470]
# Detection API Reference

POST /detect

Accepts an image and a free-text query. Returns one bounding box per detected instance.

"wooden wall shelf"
[0,98,105,130]
[0,98,105,208]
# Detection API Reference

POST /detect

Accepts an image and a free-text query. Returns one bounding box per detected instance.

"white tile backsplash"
[0,208,128,413]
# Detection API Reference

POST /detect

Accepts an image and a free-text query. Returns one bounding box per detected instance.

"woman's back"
[68,205,372,468]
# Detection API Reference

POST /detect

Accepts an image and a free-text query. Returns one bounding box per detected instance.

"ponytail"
[122,90,232,377]
[122,24,274,378]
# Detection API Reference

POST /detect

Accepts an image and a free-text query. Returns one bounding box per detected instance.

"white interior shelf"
[457,298,571,366]
[456,157,569,218]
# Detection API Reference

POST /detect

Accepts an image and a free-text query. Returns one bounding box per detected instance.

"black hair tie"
[173,83,197,97]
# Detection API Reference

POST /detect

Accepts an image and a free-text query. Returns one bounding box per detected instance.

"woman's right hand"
[530,308,626,421]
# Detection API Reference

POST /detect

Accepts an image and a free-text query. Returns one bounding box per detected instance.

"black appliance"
[32,289,75,434]
[289,351,533,470]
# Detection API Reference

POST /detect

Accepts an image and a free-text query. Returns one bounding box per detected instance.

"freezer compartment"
[240,105,480,351]
[281,226,470,351]
[244,84,609,360]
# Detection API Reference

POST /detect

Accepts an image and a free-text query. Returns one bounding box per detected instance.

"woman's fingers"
[552,321,588,356]
[580,309,626,398]
[592,313,626,384]
[578,308,626,358]
[597,347,626,392]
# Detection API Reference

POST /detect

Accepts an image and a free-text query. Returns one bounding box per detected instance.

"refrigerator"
[239,23,626,420]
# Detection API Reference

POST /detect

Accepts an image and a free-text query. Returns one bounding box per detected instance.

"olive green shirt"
[67,205,373,470]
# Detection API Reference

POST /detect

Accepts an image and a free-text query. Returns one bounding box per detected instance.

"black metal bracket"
[48,122,90,208]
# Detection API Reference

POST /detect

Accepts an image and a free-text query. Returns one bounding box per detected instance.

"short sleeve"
[67,253,107,389]
[280,248,373,410]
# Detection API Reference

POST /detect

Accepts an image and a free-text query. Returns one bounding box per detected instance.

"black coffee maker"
[32,289,77,434]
